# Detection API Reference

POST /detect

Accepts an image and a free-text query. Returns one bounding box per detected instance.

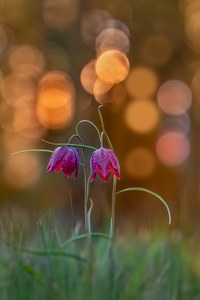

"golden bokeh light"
[157,80,192,115]
[124,99,160,134]
[19,123,45,140]
[125,67,158,98]
[36,103,73,130]
[43,0,79,30]
[191,70,200,102]
[80,9,111,48]
[36,71,75,129]
[80,60,97,94]
[1,73,35,106]
[93,78,113,102]
[184,10,200,52]
[100,0,133,24]
[0,99,45,141]
[156,131,190,167]
[3,154,41,189]
[95,28,130,55]
[38,88,69,108]
[0,102,15,133]
[8,45,45,78]
[2,133,35,153]
[94,83,126,113]
[125,147,156,179]
[141,34,173,66]
[96,49,130,84]
[13,106,34,132]
[0,26,7,56]
[180,0,200,16]
[13,104,44,139]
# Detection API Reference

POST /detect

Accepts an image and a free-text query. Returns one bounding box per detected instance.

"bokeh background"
[0,0,199,233]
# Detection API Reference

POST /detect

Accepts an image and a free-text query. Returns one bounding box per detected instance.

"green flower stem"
[83,173,94,283]
[98,105,117,239]
[87,198,94,285]
[68,134,89,230]
[100,132,104,148]
[115,187,171,225]
[75,119,101,234]
[109,176,118,239]
[98,105,117,294]
[85,174,92,232]
[98,105,106,133]
[75,120,101,141]
[98,106,114,150]
[87,198,93,238]
[100,132,114,150]
[69,187,75,235]
[108,176,117,298]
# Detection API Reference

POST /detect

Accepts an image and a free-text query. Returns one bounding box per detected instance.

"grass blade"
[115,187,171,225]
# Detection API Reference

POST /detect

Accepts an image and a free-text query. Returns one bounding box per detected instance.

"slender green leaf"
[11,149,53,155]
[115,187,171,225]
[42,140,98,151]
[61,232,111,249]
[19,246,87,263]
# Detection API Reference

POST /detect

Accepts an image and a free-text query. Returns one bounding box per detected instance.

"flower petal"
[96,148,110,178]
[90,150,98,182]
[97,165,111,182]
[46,146,68,172]
[90,147,120,182]
[108,150,120,179]
[61,147,79,177]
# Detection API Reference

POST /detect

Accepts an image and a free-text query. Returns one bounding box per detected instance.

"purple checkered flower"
[90,147,120,182]
[46,146,80,178]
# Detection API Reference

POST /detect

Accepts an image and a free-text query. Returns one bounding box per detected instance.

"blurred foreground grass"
[0,218,199,300]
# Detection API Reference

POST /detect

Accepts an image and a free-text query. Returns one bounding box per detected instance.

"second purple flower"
[90,147,120,182]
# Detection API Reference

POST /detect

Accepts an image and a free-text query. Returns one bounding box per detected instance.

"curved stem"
[115,187,171,225]
[100,132,114,150]
[76,120,101,141]
[98,106,114,150]
[68,134,80,144]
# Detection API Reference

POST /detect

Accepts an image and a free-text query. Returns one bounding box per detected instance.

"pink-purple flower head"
[47,146,80,178]
[90,147,120,182]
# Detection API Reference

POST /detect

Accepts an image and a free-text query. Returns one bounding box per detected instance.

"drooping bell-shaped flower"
[90,147,120,182]
[46,146,80,178]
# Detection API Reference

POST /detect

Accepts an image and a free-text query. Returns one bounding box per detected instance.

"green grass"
[0,219,199,300]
